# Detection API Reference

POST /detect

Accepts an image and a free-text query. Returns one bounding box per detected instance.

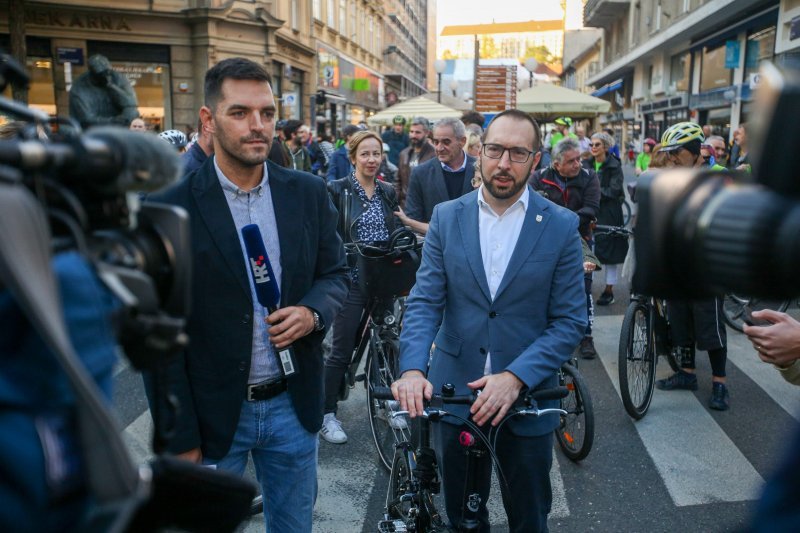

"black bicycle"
[374,384,568,533]
[618,294,683,419]
[722,294,793,333]
[555,359,594,461]
[346,230,424,471]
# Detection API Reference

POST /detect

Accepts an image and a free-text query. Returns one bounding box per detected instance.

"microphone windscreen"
[85,126,183,193]
[241,224,280,310]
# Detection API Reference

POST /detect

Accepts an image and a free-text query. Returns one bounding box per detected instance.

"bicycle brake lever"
[518,408,567,417]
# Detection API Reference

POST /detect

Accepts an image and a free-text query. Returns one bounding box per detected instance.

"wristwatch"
[311,309,324,332]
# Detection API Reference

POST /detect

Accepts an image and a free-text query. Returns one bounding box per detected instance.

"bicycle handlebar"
[593,224,633,236]
[370,385,568,406]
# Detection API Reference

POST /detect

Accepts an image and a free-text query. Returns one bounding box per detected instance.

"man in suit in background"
[395,116,436,208]
[392,110,587,532]
[397,117,476,235]
[149,57,349,532]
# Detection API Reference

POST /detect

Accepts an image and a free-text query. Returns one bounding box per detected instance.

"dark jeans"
[434,421,554,533]
[323,281,368,415]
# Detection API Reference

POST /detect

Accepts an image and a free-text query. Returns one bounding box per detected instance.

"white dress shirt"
[477,185,529,373]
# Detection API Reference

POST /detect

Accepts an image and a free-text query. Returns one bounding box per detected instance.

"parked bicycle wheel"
[723,294,790,333]
[366,337,412,471]
[618,300,657,419]
[555,362,594,461]
[384,448,415,529]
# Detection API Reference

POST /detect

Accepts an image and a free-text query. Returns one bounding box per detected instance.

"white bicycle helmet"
[158,129,188,150]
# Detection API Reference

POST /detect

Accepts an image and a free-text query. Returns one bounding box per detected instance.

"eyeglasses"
[482,143,534,163]
[590,142,604,148]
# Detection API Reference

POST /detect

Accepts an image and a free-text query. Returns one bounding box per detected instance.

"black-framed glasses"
[482,143,534,163]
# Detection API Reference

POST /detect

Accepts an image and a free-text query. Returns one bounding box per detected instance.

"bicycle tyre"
[622,200,632,227]
[555,363,594,462]
[618,301,656,420]
[722,294,790,333]
[385,449,415,527]
[366,337,412,471]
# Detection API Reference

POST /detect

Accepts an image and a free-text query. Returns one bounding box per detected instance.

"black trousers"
[434,421,554,533]
[323,281,367,415]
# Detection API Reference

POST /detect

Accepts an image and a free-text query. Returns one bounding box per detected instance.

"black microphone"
[241,223,297,377]
[0,126,182,193]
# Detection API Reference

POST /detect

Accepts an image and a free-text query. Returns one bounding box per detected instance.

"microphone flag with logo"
[241,224,297,377]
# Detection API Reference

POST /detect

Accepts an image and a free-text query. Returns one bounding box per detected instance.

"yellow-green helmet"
[660,122,705,152]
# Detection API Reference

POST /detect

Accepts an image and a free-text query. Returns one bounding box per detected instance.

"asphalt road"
[113,163,800,532]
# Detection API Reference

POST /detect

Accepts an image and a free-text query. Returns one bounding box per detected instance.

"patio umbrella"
[367,95,462,126]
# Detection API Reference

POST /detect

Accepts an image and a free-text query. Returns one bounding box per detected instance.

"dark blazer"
[327,176,401,246]
[148,158,349,459]
[404,154,476,224]
[181,142,209,177]
[395,142,436,208]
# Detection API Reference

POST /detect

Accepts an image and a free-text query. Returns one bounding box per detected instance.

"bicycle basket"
[355,227,422,299]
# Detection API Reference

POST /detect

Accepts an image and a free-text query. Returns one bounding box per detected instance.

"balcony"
[584,0,631,28]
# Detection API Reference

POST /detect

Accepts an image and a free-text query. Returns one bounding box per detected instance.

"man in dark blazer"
[392,110,586,532]
[397,117,476,235]
[148,58,348,532]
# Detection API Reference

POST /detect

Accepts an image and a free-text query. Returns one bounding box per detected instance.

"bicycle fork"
[457,430,486,533]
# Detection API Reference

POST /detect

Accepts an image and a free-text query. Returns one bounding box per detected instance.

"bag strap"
[0,175,143,530]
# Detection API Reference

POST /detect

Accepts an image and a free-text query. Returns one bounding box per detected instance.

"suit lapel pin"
[536,214,543,223]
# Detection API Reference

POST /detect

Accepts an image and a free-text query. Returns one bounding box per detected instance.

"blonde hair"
[347,130,383,162]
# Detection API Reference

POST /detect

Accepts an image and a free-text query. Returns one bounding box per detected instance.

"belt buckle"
[247,384,256,402]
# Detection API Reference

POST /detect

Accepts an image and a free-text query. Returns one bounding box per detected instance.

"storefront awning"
[591,79,623,97]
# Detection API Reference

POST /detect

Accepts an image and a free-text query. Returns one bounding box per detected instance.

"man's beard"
[411,137,425,148]
[218,130,271,167]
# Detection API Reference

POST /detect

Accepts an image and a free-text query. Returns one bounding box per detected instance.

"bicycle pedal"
[378,519,408,533]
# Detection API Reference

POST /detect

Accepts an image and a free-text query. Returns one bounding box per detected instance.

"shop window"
[699,44,732,93]
[744,26,776,81]
[112,62,171,132]
[670,52,690,92]
[1,56,56,117]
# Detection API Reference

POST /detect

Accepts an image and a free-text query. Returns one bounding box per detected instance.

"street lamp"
[524,57,538,89]
[449,79,459,98]
[434,59,447,103]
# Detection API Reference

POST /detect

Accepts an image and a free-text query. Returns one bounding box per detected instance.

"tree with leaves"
[522,44,557,66]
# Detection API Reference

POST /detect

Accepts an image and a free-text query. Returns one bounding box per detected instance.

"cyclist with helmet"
[635,138,656,175]
[656,121,730,410]
[382,115,409,167]
[549,117,578,150]
[158,129,188,153]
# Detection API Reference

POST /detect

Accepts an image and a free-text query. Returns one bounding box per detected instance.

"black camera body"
[634,62,800,300]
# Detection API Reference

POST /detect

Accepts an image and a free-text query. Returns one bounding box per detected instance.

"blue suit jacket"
[148,158,349,459]
[326,146,352,182]
[399,190,587,436]
[404,155,476,224]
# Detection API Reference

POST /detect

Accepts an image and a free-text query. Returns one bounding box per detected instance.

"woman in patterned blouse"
[322,131,401,444]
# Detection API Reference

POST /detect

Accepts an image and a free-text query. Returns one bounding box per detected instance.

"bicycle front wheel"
[618,301,656,419]
[555,362,594,461]
[366,337,412,471]
[723,294,789,333]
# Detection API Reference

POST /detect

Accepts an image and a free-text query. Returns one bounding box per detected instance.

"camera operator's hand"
[743,310,800,368]
[267,306,314,348]
[176,447,203,464]
[468,371,524,427]
[391,370,432,419]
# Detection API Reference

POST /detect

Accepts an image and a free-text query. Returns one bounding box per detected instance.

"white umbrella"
[368,95,462,126]
[516,83,611,118]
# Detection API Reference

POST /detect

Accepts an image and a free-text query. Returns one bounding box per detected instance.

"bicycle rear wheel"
[618,301,656,419]
[723,294,790,333]
[622,200,632,227]
[555,362,594,461]
[366,337,412,471]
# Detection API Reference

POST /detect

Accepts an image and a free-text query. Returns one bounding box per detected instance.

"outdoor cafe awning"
[367,95,462,126]
[516,83,611,118]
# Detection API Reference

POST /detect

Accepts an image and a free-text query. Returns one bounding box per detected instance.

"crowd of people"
[63,58,796,532]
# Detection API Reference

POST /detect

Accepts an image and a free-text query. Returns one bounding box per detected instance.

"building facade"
[1,0,384,136]
[583,0,797,149]
[439,20,565,62]
[381,0,429,106]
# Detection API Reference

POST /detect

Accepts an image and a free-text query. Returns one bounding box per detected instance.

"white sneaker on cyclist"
[320,413,348,444]
[384,400,408,430]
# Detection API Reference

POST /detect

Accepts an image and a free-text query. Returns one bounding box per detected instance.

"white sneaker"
[320,413,348,444]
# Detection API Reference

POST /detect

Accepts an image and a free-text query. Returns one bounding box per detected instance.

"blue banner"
[724,40,740,69]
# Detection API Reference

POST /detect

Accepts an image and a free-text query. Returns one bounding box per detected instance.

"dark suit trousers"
[434,421,554,532]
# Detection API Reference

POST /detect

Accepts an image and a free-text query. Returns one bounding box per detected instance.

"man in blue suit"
[392,109,587,532]
[149,58,349,532]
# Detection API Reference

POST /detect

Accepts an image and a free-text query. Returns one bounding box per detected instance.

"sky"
[435,0,572,35]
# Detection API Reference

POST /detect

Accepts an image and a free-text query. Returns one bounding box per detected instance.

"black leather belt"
[246,379,287,402]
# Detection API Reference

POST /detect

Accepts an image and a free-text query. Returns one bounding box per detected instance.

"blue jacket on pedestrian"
[182,142,208,177]
[326,145,352,182]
